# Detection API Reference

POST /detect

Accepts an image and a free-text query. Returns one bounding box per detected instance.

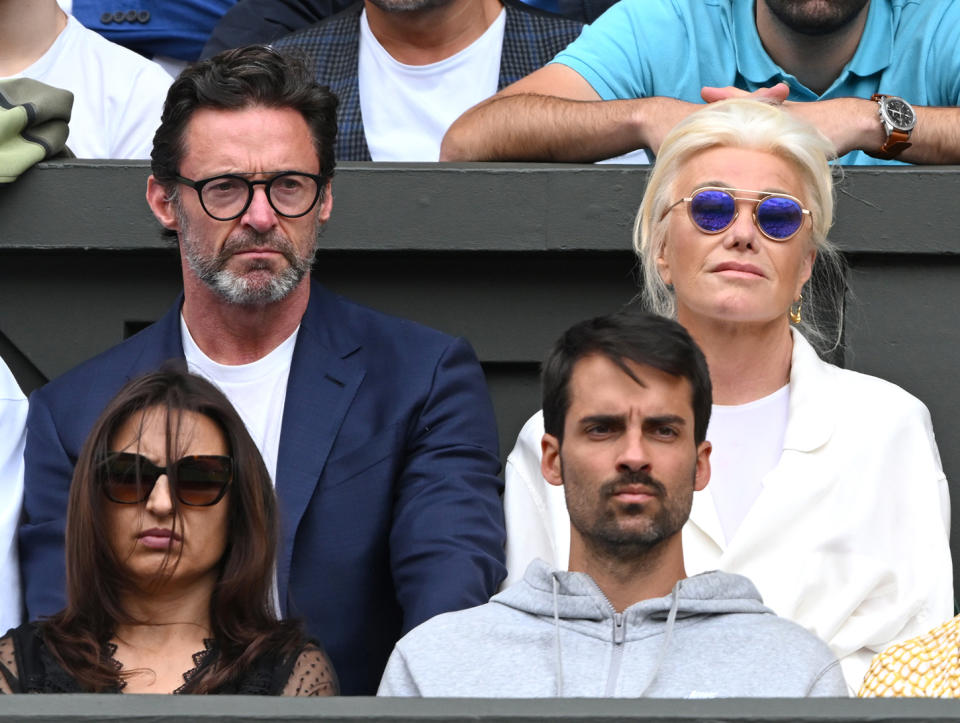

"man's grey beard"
[177,202,319,306]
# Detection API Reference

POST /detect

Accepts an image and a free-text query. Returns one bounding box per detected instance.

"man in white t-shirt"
[271,0,582,161]
[20,46,504,695]
[1,0,172,159]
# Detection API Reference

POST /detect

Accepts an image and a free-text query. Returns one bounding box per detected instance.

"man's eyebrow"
[220,169,308,177]
[577,414,687,427]
[644,414,686,427]
[578,414,626,426]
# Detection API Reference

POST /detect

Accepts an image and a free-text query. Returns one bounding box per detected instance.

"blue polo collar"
[843,0,893,79]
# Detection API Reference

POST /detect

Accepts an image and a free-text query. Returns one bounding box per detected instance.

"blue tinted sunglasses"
[661,187,812,241]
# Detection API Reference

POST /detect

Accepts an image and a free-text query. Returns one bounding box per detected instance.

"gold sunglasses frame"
[660,186,812,241]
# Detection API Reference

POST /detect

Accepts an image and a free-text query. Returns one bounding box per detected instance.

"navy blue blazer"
[20,281,506,694]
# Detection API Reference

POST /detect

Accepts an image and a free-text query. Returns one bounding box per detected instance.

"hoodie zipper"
[613,611,626,643]
[605,611,626,696]
[568,573,685,697]
[588,582,628,696]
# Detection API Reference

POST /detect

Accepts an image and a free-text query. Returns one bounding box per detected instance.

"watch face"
[884,98,917,131]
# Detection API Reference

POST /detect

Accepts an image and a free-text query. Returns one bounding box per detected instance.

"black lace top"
[0,623,337,695]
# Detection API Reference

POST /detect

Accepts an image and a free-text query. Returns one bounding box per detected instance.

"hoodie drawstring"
[551,572,564,696]
[638,579,682,696]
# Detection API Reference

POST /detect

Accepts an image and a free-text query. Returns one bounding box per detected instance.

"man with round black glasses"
[20,45,506,696]
[169,170,329,305]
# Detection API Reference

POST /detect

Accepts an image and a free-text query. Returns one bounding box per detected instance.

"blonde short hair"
[632,98,845,349]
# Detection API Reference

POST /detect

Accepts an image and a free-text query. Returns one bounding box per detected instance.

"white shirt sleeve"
[0,362,27,633]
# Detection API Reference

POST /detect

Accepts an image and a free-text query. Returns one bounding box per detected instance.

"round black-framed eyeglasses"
[174,171,325,221]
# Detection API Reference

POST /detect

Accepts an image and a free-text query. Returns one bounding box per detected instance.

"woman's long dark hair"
[39,366,304,692]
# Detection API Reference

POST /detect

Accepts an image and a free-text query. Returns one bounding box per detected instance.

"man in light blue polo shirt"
[440,0,960,165]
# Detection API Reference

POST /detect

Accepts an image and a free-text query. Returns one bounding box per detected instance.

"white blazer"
[503,330,953,692]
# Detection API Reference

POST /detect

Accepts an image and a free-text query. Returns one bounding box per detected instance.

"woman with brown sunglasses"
[0,368,337,695]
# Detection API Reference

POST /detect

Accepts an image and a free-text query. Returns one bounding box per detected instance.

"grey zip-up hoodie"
[378,559,847,697]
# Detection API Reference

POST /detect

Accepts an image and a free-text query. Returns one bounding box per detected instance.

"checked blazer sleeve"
[272,3,371,161]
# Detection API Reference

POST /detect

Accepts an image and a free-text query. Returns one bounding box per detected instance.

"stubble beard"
[366,0,453,13]
[176,201,320,306]
[565,466,694,561]
[763,0,870,36]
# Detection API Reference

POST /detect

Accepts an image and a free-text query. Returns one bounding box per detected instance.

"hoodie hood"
[494,559,772,634]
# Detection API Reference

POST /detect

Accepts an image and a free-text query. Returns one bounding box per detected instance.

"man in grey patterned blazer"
[272,0,581,161]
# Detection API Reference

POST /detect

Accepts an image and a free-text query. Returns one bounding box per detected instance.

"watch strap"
[877,130,912,159]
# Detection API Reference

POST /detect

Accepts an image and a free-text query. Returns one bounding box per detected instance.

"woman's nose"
[144,475,174,516]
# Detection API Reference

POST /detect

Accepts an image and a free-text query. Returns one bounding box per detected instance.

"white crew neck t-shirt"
[358,7,506,161]
[180,315,298,487]
[7,13,172,159]
[706,384,790,544]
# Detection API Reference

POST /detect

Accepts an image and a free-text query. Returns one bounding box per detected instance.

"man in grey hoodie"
[378,310,848,698]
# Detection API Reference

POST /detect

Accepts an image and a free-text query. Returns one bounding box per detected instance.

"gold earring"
[789,294,803,324]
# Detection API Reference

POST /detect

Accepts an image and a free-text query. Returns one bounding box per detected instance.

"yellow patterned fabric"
[859,615,960,697]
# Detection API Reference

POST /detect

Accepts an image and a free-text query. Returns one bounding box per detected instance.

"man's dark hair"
[151,45,338,190]
[542,310,712,445]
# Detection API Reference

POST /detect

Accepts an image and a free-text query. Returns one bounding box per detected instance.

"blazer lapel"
[779,329,836,455]
[130,296,186,374]
[687,331,836,558]
[275,3,370,161]
[498,3,523,90]
[330,6,371,161]
[274,288,365,610]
